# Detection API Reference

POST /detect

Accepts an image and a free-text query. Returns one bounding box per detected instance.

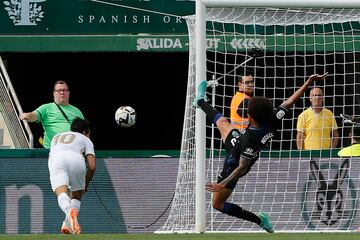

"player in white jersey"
[48,117,96,235]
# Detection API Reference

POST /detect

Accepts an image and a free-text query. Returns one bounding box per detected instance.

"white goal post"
[157,0,360,234]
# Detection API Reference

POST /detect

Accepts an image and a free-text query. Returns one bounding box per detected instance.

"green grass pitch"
[0,233,359,240]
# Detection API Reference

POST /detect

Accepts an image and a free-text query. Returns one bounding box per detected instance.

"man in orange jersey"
[230,73,254,129]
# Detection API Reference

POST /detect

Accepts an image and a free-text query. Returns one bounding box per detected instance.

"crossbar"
[201,0,360,8]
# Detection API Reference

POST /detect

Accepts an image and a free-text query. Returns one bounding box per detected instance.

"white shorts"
[48,151,86,192]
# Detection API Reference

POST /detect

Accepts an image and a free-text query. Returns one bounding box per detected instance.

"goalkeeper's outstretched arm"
[281,73,327,109]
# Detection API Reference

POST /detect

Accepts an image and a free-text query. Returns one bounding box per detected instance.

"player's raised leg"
[193,80,238,140]
[193,80,208,107]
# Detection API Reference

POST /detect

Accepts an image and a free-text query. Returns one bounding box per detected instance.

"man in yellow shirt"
[230,74,254,129]
[296,87,339,150]
[337,118,360,232]
[338,122,360,157]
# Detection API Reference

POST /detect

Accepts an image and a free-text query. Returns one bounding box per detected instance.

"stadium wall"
[1,149,358,233]
[0,149,179,234]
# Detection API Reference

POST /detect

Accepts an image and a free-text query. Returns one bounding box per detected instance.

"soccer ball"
[115,106,137,127]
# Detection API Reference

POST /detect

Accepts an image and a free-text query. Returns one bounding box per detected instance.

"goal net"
[158,2,360,233]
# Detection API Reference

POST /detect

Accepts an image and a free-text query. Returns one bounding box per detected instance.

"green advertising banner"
[1,1,359,52]
[0,0,194,34]
[1,34,359,52]
[0,0,195,52]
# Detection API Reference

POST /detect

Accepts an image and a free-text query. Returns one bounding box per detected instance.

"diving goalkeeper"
[193,73,327,233]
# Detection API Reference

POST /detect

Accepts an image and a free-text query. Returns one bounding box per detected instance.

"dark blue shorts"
[217,154,239,189]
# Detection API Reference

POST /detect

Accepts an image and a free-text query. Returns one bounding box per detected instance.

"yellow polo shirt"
[296,107,338,150]
[337,144,360,157]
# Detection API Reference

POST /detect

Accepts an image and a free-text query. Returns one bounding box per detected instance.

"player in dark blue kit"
[193,73,327,233]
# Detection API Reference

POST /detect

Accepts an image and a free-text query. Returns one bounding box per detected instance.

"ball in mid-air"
[115,106,137,127]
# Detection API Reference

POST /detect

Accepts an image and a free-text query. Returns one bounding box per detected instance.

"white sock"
[58,192,71,215]
[70,199,81,212]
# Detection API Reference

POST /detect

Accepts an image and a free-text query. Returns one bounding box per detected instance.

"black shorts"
[219,128,253,189]
[217,154,239,189]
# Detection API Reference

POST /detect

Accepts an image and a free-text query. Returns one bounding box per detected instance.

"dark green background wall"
[2,52,189,150]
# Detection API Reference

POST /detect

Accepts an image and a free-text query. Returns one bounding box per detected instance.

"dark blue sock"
[223,202,261,225]
[197,99,223,124]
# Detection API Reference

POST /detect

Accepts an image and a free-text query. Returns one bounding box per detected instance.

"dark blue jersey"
[218,105,289,188]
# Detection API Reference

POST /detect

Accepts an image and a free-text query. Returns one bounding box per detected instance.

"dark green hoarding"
[0,0,194,34]
[0,0,194,52]
[1,1,359,52]
[1,34,359,52]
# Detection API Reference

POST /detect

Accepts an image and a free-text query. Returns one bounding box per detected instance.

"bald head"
[309,87,324,111]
